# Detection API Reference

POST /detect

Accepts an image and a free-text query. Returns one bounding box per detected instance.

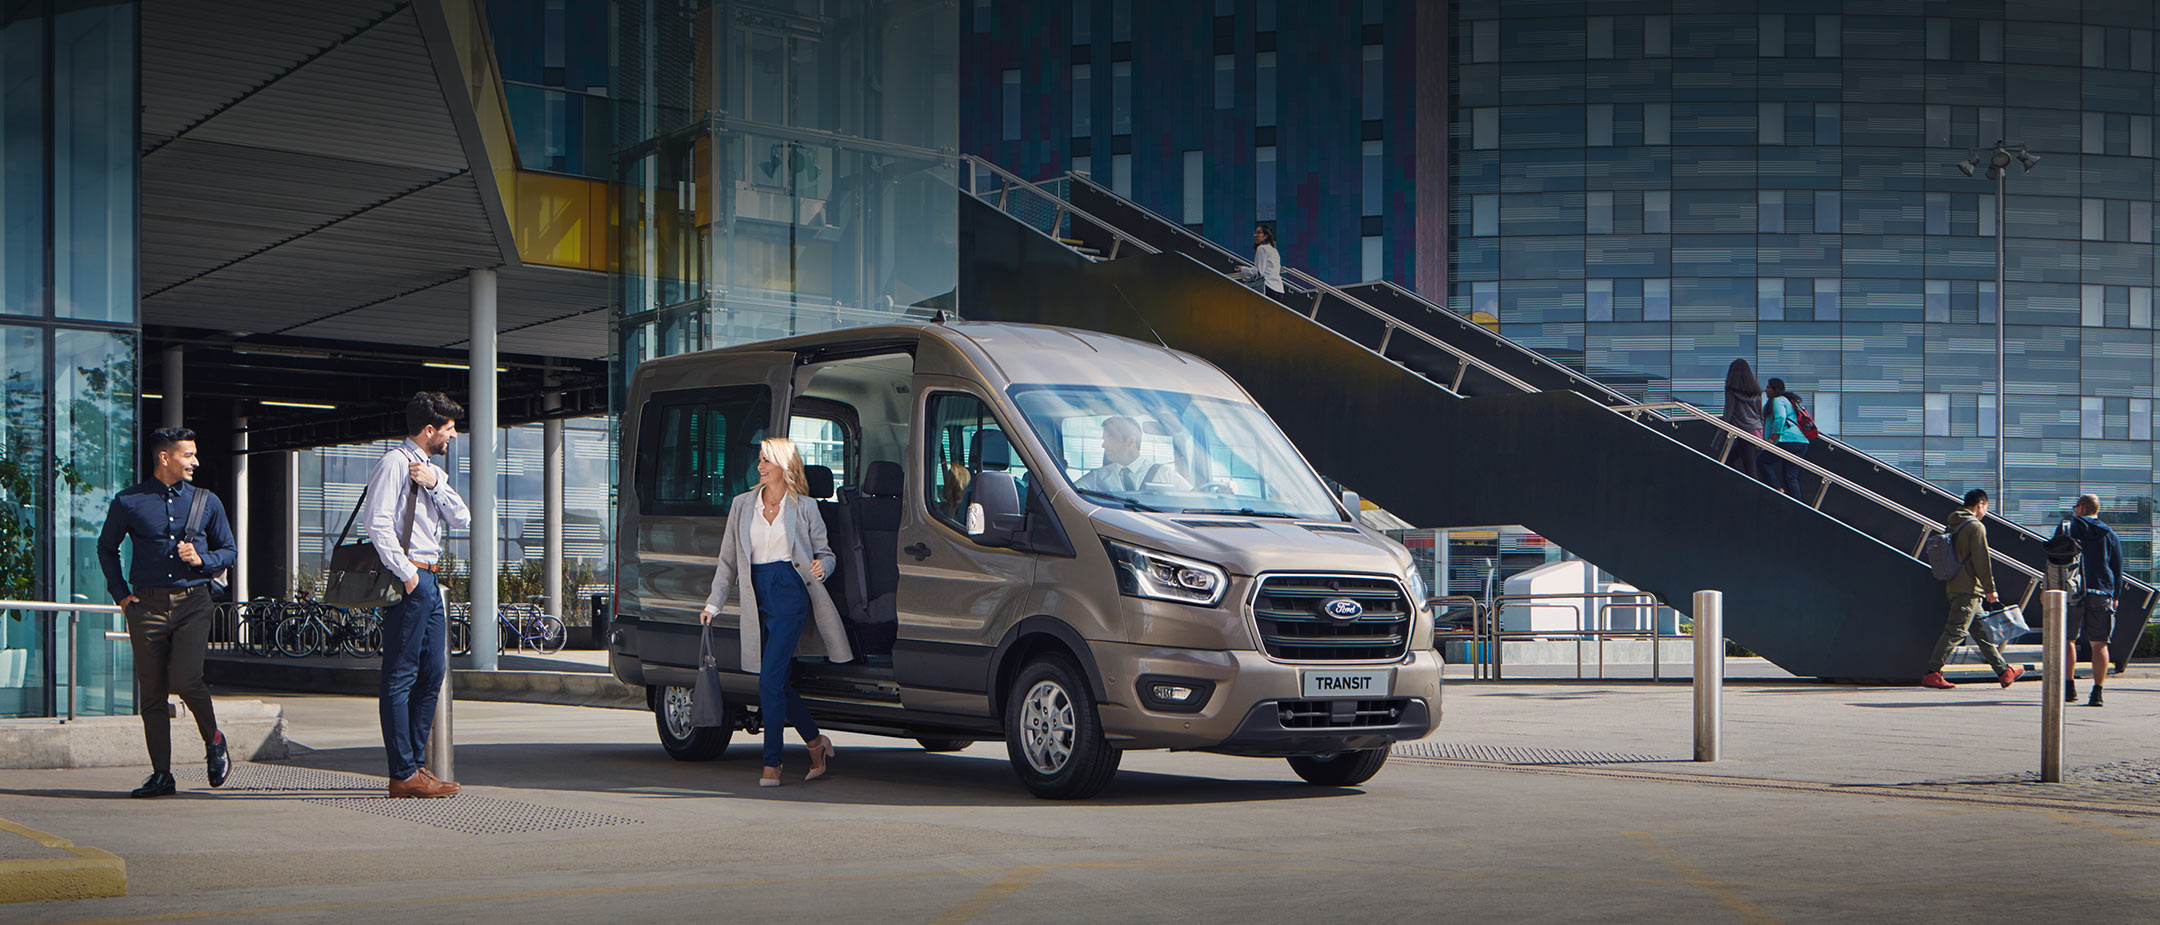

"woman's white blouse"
[748,493,795,564]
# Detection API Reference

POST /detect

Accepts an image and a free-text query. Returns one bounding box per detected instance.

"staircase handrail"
[961,156,1159,259]
[1615,402,2043,600]
[1363,280,1640,407]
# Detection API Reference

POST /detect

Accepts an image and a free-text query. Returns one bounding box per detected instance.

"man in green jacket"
[1922,489,2024,690]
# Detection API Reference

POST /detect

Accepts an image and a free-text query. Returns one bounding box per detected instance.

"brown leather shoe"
[417,768,461,795]
[386,771,457,798]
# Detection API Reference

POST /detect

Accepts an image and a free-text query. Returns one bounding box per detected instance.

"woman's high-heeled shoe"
[759,766,781,788]
[805,735,836,781]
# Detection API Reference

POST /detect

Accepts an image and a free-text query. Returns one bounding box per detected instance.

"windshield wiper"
[1076,488,1162,512]
[1179,507,1299,519]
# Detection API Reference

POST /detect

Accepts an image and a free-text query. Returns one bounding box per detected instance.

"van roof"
[637,320,1251,401]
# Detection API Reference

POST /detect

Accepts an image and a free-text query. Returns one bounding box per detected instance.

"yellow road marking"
[1627,833,1781,925]
[2043,810,2160,846]
[928,866,1048,925]
[0,816,127,904]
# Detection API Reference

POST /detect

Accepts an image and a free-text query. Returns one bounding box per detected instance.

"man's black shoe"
[2065,677,2077,703]
[2089,688,2104,708]
[130,772,176,798]
[206,731,230,788]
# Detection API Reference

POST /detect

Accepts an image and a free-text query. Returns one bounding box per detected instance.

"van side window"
[790,415,848,495]
[925,392,1030,530]
[636,385,771,516]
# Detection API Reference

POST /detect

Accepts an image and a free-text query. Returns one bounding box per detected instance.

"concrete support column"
[233,416,249,601]
[162,345,184,428]
[283,451,300,598]
[468,268,500,671]
[543,387,564,623]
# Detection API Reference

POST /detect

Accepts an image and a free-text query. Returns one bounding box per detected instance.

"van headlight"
[1104,539,1228,607]
[1405,570,1429,612]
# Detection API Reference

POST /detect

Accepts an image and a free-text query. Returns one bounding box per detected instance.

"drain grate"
[174,763,643,835]
[1392,742,1667,765]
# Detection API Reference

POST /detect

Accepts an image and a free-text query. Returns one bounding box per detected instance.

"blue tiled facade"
[961,0,1426,289]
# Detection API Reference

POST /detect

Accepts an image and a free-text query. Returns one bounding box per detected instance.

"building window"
[1979,107,2003,147]
[1472,107,1497,150]
[2083,199,2105,241]
[1473,21,1498,63]
[2083,285,2105,326]
[1588,104,1613,147]
[2137,30,2156,71]
[1815,15,1840,57]
[2135,201,2154,244]
[1001,69,1020,141]
[2085,26,2106,68]
[1814,104,1840,145]
[1925,393,1950,437]
[1644,190,1670,233]
[1111,61,1132,134]
[1760,191,1784,233]
[1112,0,1131,41]
[1472,194,1497,237]
[1073,0,1090,43]
[1816,279,1841,320]
[1926,19,1950,60]
[2084,113,2105,154]
[1257,52,1277,128]
[2133,287,2152,328]
[2135,399,2153,441]
[1361,45,1382,121]
[1926,193,1949,235]
[1759,103,1785,145]
[1182,150,1203,225]
[1644,16,1669,58]
[1979,281,1997,323]
[974,0,991,33]
[1112,153,1132,197]
[1472,281,1499,321]
[1926,280,1950,323]
[1361,140,1382,217]
[1979,195,1997,237]
[1255,145,1276,221]
[1588,279,1614,321]
[2134,115,2153,157]
[1361,236,1382,282]
[1644,279,1671,321]
[1760,15,1784,57]
[1588,16,1613,59]
[1978,394,1997,437]
[1758,279,1784,321]
[1071,64,1091,137]
[1980,21,2003,62]
[1072,154,1091,177]
[1214,55,1233,110]
[1645,103,1670,145]
[1814,192,1840,234]
[1926,105,1950,147]
[2082,397,2104,439]
[1587,191,1613,234]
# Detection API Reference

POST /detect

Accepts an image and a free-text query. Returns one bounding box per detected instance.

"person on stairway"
[1720,359,1765,482]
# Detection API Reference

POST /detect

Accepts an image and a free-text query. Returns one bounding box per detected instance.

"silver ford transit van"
[609,321,1441,798]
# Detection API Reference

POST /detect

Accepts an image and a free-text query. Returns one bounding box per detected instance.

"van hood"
[1088,508,1417,578]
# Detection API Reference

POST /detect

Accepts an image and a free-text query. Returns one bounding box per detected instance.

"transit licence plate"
[1300,670,1391,699]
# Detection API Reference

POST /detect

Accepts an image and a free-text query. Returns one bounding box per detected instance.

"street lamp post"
[1955,141,2040,499]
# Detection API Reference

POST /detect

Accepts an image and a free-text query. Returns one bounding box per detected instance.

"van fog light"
[1137,674,1214,714]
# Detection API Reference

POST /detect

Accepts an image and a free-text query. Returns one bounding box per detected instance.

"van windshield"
[1009,384,1345,521]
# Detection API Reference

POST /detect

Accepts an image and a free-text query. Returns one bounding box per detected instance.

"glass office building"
[1,1,140,717]
[1451,1,2160,578]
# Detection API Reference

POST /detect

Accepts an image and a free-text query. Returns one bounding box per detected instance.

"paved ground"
[2,669,2157,923]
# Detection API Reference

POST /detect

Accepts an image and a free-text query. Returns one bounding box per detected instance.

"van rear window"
[636,385,772,516]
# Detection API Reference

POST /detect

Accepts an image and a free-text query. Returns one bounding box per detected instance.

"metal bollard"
[426,676,453,781]
[1692,590,1723,762]
[2041,589,2065,783]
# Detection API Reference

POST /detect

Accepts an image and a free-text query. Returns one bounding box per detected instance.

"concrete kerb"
[0,817,125,904]
[205,655,644,711]
[0,700,289,770]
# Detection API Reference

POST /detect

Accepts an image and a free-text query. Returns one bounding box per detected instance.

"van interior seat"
[802,464,870,661]
[850,460,904,658]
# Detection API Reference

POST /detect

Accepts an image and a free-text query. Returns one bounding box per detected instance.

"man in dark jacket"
[1921,490,2022,690]
[2052,494,2125,707]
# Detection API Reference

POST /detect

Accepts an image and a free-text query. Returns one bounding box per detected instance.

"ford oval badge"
[1323,598,1364,621]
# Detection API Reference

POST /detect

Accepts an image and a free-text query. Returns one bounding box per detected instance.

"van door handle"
[904,543,932,560]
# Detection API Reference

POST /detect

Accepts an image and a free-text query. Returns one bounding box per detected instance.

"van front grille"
[1251,574,1411,662]
[1277,698,1410,729]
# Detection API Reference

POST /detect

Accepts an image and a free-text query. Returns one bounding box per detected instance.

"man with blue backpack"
[1921,489,2023,690]
[2048,494,2124,707]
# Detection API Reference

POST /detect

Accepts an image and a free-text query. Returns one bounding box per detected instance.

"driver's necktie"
[1124,469,1137,492]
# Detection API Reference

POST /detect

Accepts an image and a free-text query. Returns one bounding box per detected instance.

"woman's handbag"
[1972,604,2032,649]
[321,482,418,609]
[691,623,728,728]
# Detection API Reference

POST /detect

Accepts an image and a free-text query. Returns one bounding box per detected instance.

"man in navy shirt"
[96,426,236,797]
[2052,494,2125,708]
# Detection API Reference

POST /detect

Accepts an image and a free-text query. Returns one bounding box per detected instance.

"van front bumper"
[1091,643,1442,752]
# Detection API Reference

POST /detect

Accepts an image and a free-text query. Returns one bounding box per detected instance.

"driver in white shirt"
[1074,416,1190,493]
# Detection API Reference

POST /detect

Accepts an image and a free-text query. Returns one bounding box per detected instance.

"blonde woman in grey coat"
[700,437,854,786]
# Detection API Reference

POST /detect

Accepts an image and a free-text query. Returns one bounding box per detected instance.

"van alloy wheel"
[1019,680,1077,774]
[663,685,696,740]
[654,684,733,761]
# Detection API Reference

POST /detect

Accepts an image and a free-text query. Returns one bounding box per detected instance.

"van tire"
[654,684,734,761]
[1004,655,1120,799]
[915,738,974,752]
[1286,749,1389,786]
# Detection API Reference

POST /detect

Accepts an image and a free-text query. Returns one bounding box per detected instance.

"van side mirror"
[967,470,1027,548]
[1341,490,1361,519]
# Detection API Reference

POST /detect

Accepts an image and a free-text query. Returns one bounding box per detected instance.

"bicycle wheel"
[339,616,376,658]
[275,618,322,658]
[448,618,472,656]
[534,615,567,654]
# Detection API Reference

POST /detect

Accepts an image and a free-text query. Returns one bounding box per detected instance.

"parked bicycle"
[272,597,383,658]
[447,601,566,656]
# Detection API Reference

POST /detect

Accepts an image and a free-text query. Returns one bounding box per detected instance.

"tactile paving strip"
[1392,742,1666,765]
[1876,757,2160,808]
[174,763,643,835]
